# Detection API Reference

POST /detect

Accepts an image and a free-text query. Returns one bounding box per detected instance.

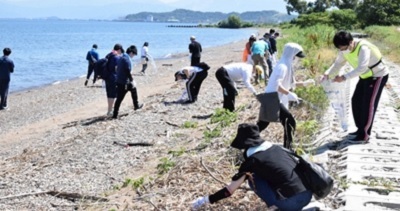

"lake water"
[0,20,256,92]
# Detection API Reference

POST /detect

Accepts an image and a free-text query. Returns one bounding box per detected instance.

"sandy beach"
[0,37,270,210]
[1,32,400,210]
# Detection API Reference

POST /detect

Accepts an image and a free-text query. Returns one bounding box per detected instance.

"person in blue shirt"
[104,44,123,116]
[0,48,14,110]
[85,44,100,86]
[251,38,270,84]
[112,45,144,119]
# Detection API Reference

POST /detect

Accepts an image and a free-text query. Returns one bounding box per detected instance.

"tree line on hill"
[123,9,296,24]
[284,0,400,28]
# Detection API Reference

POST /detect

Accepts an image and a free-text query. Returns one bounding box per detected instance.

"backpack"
[93,58,109,80]
[283,148,334,200]
[86,51,97,64]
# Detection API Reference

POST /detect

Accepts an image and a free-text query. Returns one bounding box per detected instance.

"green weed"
[182,121,198,128]
[157,157,176,175]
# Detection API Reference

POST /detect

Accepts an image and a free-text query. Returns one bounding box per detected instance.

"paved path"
[302,61,400,211]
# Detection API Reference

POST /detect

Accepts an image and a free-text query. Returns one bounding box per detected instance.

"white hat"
[190,36,196,40]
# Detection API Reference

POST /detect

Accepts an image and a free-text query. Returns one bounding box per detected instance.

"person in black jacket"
[188,36,202,66]
[112,45,144,119]
[192,123,312,211]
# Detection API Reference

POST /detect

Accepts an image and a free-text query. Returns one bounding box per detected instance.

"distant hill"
[124,9,296,24]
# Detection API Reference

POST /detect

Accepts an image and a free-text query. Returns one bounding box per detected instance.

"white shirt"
[141,46,149,57]
[179,66,203,76]
[224,63,257,94]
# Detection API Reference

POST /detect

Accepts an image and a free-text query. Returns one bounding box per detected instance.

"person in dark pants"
[174,62,210,104]
[192,124,312,211]
[104,44,123,116]
[85,44,99,86]
[257,43,314,150]
[322,31,389,143]
[140,42,150,75]
[188,36,202,66]
[0,48,14,110]
[215,63,257,112]
[113,45,144,119]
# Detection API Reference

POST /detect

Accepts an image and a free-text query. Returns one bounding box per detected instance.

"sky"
[0,0,289,19]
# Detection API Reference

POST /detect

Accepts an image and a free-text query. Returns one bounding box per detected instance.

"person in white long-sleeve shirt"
[257,43,314,150]
[174,62,210,104]
[215,63,258,111]
[322,31,389,143]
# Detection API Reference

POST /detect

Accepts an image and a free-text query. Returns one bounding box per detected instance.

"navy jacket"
[0,56,14,80]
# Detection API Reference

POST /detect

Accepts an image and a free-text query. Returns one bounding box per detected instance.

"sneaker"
[84,80,88,86]
[134,103,144,110]
[347,136,369,144]
[106,110,113,117]
[181,100,194,104]
[348,131,359,136]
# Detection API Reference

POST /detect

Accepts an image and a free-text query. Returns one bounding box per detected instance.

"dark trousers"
[215,67,236,112]
[113,83,139,117]
[86,63,97,83]
[186,70,208,102]
[0,79,10,109]
[191,57,201,66]
[257,103,296,149]
[351,75,388,140]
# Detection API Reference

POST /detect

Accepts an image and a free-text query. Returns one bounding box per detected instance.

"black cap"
[296,51,306,58]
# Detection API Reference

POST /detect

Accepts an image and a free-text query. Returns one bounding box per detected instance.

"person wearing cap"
[174,62,210,104]
[256,43,315,150]
[104,44,124,116]
[215,62,258,112]
[192,123,312,210]
[0,48,14,111]
[188,36,202,66]
[140,42,150,75]
[250,37,270,84]
[322,31,389,143]
[85,44,100,86]
[112,45,144,118]
[269,29,278,66]
[262,33,274,76]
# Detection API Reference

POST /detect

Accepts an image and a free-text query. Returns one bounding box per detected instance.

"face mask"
[342,49,351,55]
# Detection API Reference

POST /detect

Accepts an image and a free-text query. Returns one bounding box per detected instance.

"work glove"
[287,91,299,103]
[192,196,209,210]
[303,79,315,87]
[319,74,329,83]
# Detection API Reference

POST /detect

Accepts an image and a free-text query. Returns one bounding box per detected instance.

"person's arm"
[124,58,133,82]
[189,44,193,53]
[183,68,190,79]
[9,60,14,73]
[243,71,257,95]
[199,42,202,53]
[323,53,347,81]
[192,174,247,210]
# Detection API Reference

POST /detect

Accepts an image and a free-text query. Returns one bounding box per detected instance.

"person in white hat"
[188,35,202,66]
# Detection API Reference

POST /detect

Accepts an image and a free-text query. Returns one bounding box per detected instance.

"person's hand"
[287,91,299,103]
[192,196,209,210]
[303,79,315,87]
[320,74,329,83]
[333,75,346,83]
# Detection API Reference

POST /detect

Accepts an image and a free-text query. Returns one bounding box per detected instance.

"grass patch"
[182,121,198,128]
[157,157,176,175]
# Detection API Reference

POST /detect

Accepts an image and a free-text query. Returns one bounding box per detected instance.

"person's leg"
[113,84,127,118]
[257,120,270,132]
[356,75,388,140]
[248,174,278,208]
[279,104,296,150]
[85,63,94,86]
[129,87,143,110]
[141,64,148,73]
[216,67,236,111]
[105,79,117,114]
[0,79,9,109]
[351,79,364,134]
[191,71,208,102]
[267,58,273,76]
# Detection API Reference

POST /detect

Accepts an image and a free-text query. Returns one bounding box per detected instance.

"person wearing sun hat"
[191,123,312,210]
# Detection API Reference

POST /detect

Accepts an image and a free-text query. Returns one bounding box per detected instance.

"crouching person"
[192,123,312,211]
[215,62,258,112]
[174,62,210,104]
[113,45,144,119]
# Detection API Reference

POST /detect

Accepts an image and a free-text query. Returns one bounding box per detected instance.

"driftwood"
[0,190,108,202]
[200,157,227,186]
[113,141,154,147]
